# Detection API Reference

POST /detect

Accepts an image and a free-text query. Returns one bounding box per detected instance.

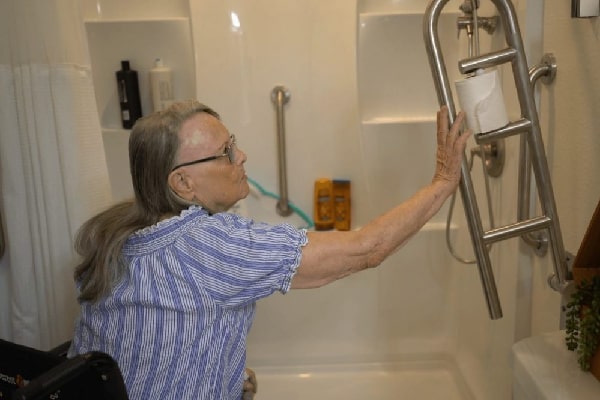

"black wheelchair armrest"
[46,341,71,358]
[12,352,128,400]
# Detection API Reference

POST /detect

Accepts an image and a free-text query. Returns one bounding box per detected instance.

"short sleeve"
[175,212,308,307]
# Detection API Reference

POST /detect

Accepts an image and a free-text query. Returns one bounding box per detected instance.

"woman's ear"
[168,170,194,201]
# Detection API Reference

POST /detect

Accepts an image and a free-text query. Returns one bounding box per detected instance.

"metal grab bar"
[518,53,557,256]
[425,0,501,319]
[271,85,293,216]
[424,0,569,320]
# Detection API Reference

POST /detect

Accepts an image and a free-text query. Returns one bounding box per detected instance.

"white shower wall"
[82,0,557,398]
[189,0,368,224]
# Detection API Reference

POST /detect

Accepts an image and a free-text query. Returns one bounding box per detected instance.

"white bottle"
[149,58,174,111]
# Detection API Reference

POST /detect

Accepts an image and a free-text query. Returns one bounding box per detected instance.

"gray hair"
[130,99,220,216]
[74,100,220,302]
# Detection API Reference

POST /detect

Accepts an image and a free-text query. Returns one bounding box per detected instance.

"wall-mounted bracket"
[529,53,557,86]
[471,139,505,178]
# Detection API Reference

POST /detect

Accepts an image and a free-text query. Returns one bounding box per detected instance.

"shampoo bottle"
[333,179,351,231]
[116,60,142,129]
[313,178,334,230]
[149,58,174,112]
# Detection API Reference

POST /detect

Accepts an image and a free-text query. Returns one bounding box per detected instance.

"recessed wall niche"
[85,17,196,200]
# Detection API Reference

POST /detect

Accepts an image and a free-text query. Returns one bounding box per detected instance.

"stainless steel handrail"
[271,86,293,217]
[518,54,557,256]
[425,0,501,319]
[444,0,501,266]
[424,0,569,320]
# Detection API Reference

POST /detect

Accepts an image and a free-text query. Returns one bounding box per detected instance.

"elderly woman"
[68,100,470,399]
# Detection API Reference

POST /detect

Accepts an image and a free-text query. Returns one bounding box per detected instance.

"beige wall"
[542,0,600,251]
[531,0,600,334]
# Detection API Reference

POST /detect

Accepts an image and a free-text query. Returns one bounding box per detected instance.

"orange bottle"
[313,178,334,230]
[333,180,351,231]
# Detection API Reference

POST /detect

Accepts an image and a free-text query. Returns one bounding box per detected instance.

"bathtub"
[251,359,473,399]
[244,222,478,399]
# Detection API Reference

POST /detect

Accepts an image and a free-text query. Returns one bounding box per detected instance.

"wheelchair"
[0,339,128,400]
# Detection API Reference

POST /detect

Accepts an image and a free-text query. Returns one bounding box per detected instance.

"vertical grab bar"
[424,0,569,320]
[271,86,293,217]
[425,0,502,319]
[518,54,557,256]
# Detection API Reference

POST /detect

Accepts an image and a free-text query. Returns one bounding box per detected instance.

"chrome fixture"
[271,85,293,217]
[457,0,498,40]
[424,0,569,320]
[457,16,498,37]
[474,140,504,178]
[459,0,505,178]
[519,53,558,257]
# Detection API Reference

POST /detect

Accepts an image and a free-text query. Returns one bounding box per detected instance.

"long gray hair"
[74,100,220,302]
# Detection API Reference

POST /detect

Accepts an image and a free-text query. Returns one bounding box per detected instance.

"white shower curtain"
[0,0,112,349]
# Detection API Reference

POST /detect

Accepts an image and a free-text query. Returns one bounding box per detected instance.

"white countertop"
[512,330,600,399]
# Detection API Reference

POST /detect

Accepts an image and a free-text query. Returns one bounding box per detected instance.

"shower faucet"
[457,15,498,37]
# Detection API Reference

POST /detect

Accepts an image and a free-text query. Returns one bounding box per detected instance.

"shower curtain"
[0,0,112,349]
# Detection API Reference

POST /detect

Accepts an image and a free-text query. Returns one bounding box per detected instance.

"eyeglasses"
[171,134,237,172]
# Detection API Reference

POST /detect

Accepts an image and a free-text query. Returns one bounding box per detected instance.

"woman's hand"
[432,105,471,192]
[242,367,257,400]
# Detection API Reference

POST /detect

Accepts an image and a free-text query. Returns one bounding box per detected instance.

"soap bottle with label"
[333,179,351,231]
[116,60,142,129]
[149,58,174,112]
[313,178,334,231]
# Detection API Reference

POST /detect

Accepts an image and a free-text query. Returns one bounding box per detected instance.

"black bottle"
[116,60,142,129]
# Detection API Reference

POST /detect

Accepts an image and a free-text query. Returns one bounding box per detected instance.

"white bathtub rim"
[249,354,476,400]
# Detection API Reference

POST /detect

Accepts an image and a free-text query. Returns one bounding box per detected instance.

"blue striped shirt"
[68,206,307,399]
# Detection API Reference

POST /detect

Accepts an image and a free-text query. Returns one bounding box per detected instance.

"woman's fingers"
[434,106,472,186]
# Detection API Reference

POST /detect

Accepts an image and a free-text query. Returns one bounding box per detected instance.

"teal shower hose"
[247,177,314,229]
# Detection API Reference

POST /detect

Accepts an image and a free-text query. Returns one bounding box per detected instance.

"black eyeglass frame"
[171,134,236,172]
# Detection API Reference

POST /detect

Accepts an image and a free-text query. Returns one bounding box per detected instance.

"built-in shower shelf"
[359,10,461,18]
[357,11,461,124]
[358,0,464,15]
[84,17,189,23]
[362,116,436,126]
[85,17,196,130]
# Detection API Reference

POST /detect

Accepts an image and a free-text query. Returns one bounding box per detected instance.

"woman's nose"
[236,147,247,164]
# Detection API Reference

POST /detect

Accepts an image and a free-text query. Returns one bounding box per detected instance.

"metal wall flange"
[523,230,549,257]
[271,86,291,105]
[471,138,505,178]
[529,53,557,86]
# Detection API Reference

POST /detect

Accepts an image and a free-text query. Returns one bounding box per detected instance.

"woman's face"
[170,112,249,213]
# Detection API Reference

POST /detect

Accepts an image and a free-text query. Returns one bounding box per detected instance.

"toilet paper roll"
[455,69,509,134]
